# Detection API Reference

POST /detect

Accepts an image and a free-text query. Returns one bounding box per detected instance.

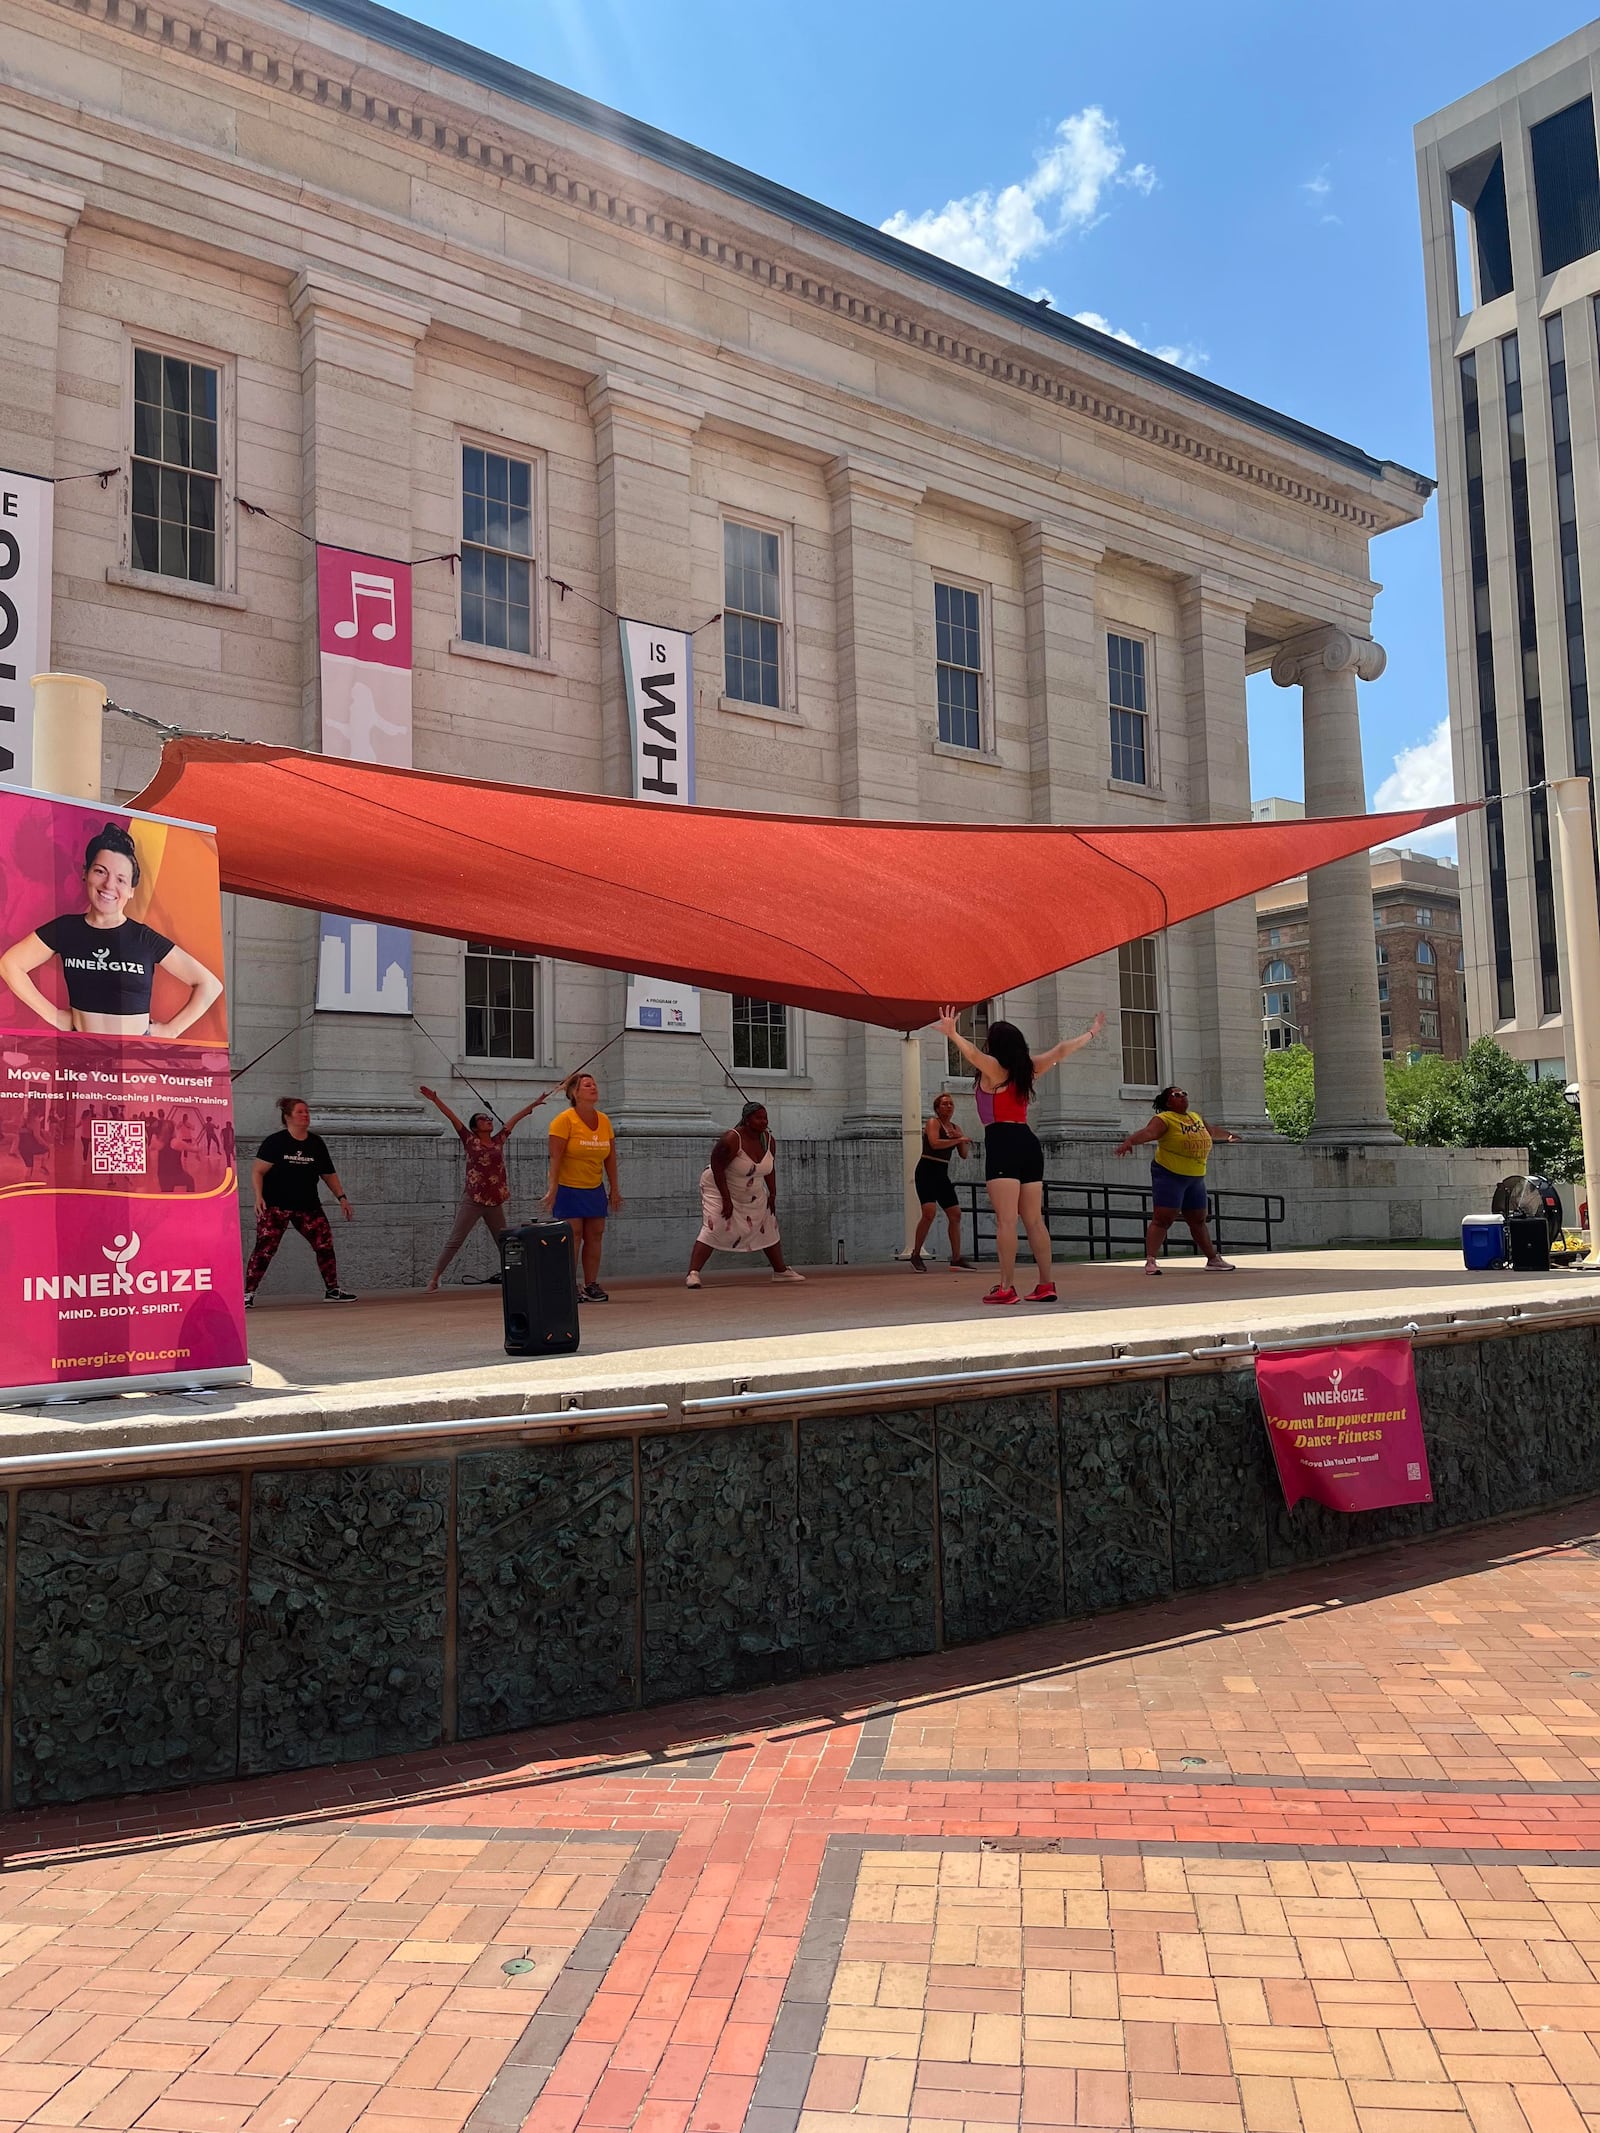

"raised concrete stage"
[8,1247,1598,1456]
[6,1247,1600,1814]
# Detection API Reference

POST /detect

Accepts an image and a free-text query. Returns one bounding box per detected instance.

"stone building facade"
[3,0,1505,1280]
[1258,849,1468,1064]
[1418,26,1600,1084]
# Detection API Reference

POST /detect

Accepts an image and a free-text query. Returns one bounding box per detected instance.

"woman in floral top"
[420,1084,544,1289]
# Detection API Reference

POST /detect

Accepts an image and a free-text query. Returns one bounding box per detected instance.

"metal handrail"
[959,1176,1286,1263]
[0,1399,672,1482]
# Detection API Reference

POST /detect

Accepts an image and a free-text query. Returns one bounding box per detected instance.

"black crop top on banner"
[35,912,175,1018]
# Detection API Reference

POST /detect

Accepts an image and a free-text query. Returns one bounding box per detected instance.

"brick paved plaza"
[4,1505,1600,2133]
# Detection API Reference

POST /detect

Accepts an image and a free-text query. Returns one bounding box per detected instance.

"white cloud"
[1301,166,1341,226]
[1071,309,1205,372]
[1374,716,1458,856]
[880,106,1154,289]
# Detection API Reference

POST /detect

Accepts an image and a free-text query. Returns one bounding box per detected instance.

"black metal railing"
[957,1178,1285,1263]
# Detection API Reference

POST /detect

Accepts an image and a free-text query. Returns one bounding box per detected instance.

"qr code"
[1406,1462,1422,1481]
[92,1119,147,1176]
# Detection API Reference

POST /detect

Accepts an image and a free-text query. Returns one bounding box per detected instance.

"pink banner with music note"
[315,545,414,1014]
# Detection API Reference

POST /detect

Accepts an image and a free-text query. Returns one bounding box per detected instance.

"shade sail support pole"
[902,1031,922,1259]
[1552,776,1600,1254]
[31,673,105,802]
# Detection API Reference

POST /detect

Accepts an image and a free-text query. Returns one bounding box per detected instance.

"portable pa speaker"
[1506,1214,1552,1273]
[500,1221,580,1355]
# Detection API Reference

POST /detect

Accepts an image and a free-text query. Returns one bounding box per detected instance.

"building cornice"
[36,0,1426,535]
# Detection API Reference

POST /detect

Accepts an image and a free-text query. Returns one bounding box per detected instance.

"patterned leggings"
[245,1206,339,1293]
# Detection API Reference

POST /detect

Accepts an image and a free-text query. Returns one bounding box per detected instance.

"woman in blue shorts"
[541,1070,622,1302]
[1114,1084,1241,1276]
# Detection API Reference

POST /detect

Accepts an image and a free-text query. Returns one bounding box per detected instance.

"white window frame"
[718,510,798,722]
[929,571,995,760]
[451,431,550,669]
[1117,933,1167,1095]
[1105,624,1160,794]
[726,994,808,1083]
[118,330,235,594]
[459,942,556,1074]
[1419,1011,1440,1041]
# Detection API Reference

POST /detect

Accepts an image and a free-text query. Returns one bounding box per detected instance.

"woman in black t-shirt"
[244,1096,357,1305]
[0,822,222,1040]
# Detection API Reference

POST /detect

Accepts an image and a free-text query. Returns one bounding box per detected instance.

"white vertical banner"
[621,618,700,1032]
[0,471,55,788]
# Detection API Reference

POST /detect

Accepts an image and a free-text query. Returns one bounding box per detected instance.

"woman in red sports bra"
[938,1003,1106,1305]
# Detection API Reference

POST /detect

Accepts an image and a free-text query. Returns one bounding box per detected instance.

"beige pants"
[433,1191,508,1281]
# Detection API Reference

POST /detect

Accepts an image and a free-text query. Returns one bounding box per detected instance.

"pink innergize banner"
[314,543,413,1015]
[1254,1339,1432,1513]
[0,787,248,1400]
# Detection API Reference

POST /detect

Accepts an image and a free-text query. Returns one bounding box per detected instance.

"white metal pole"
[1551,776,1600,1251]
[30,672,105,802]
[901,1030,923,1257]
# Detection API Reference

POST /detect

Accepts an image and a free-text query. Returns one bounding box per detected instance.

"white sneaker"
[1144,1260,1161,1277]
[685,1270,702,1288]
[771,1267,806,1282]
[1205,1257,1236,1272]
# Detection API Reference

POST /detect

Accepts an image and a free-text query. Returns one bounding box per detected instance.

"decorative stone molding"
[824,454,926,513]
[0,164,85,244]
[36,0,1403,535]
[585,371,705,437]
[1017,520,1106,574]
[289,266,431,360]
[1269,627,1387,688]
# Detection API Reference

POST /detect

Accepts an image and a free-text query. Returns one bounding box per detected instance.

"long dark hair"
[984,1020,1035,1101]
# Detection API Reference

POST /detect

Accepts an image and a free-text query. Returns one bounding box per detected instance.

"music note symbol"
[333,571,398,642]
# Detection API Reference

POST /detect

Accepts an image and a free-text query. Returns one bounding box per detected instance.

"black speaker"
[1506,1215,1552,1273]
[501,1221,580,1355]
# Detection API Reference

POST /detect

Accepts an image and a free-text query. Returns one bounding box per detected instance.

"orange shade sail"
[134,740,1469,1032]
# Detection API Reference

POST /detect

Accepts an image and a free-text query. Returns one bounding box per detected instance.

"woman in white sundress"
[686,1101,806,1287]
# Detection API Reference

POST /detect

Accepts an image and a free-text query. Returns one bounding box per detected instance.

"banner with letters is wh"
[1255,1339,1432,1513]
[0,471,54,788]
[315,544,414,1014]
[620,618,699,1033]
[0,787,248,1403]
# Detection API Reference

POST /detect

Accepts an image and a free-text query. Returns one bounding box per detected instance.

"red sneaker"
[982,1283,1019,1305]
[1024,1282,1058,1303]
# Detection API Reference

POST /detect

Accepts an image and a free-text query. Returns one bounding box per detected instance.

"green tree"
[1383,1052,1462,1145]
[1263,1044,1315,1141]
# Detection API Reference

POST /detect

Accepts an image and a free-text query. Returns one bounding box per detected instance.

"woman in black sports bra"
[0,821,222,1040]
[909,1091,972,1272]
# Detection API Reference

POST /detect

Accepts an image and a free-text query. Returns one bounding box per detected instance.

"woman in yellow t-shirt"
[1114,1083,1241,1277]
[541,1070,622,1301]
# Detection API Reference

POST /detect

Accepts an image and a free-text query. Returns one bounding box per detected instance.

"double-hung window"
[461,445,534,654]
[1118,938,1160,1086]
[464,942,543,1061]
[1108,632,1150,785]
[947,999,992,1079]
[131,348,220,586]
[935,581,983,750]
[732,996,789,1073]
[723,522,781,708]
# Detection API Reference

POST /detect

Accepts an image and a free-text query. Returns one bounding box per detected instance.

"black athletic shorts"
[914,1157,959,1210]
[983,1121,1044,1185]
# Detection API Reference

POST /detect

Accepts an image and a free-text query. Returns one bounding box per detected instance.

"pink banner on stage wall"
[0,788,248,1400]
[1255,1340,1432,1513]
[315,543,413,1014]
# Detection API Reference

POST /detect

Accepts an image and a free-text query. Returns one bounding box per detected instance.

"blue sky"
[382,0,1595,846]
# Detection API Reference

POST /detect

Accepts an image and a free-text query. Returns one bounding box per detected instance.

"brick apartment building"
[1257,842,1467,1063]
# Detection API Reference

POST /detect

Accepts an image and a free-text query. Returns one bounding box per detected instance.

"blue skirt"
[553,1184,609,1219]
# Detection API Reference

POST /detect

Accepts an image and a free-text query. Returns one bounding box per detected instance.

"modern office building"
[3,0,1504,1279]
[1257,849,1467,1063]
[1418,27,1600,1085]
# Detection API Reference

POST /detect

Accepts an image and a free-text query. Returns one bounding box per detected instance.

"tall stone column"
[1180,575,1271,1129]
[587,372,714,1132]
[1270,627,1397,1143]
[1018,521,1120,1129]
[0,169,83,477]
[827,455,927,1128]
[291,269,429,1116]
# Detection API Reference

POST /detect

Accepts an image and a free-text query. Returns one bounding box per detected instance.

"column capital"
[825,453,926,513]
[1269,625,1386,688]
[1180,569,1254,619]
[292,266,433,349]
[0,167,85,246]
[585,369,704,437]
[1017,518,1105,572]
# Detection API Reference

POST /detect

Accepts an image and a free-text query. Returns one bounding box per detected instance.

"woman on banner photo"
[0,820,222,1040]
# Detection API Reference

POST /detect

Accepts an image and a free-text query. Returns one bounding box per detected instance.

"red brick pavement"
[2,1506,1599,2131]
